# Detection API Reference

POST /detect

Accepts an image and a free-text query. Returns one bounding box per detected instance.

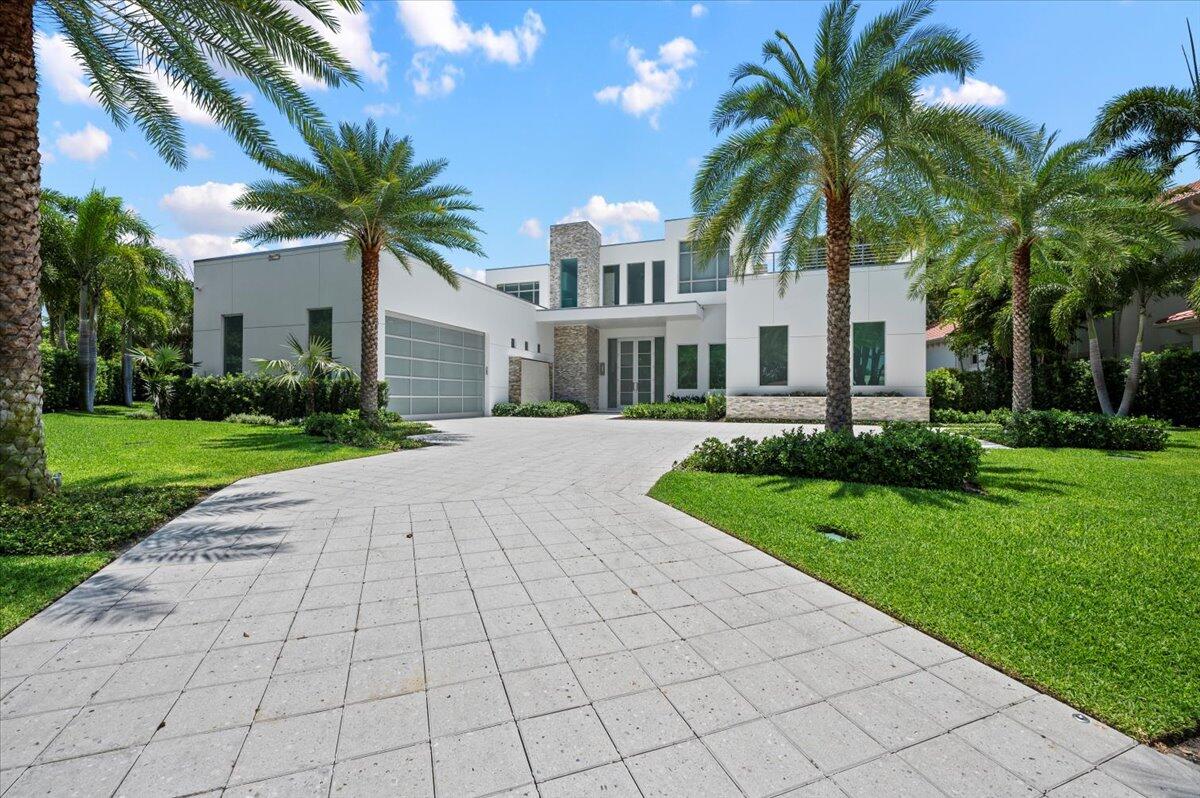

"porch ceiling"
[536,300,704,329]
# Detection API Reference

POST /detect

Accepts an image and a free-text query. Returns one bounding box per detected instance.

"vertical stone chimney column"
[548,222,601,309]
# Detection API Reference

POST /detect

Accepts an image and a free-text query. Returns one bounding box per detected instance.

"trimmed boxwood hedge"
[40,345,124,411]
[1003,410,1169,451]
[623,394,726,420]
[491,400,590,417]
[160,374,387,421]
[679,423,982,490]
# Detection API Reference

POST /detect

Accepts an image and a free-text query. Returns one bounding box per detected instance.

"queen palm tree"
[1,0,359,501]
[235,121,485,421]
[106,248,181,405]
[689,0,1023,431]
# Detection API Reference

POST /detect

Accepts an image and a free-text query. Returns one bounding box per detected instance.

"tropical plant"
[689,0,1023,431]
[105,244,182,406]
[916,130,1178,412]
[0,0,360,502]
[130,345,190,416]
[236,120,485,421]
[1093,21,1200,170]
[253,333,353,417]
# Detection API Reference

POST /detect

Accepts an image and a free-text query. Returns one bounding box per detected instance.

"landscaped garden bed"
[651,428,1200,742]
[491,400,590,417]
[621,394,726,420]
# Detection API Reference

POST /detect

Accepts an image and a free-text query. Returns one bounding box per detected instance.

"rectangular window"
[602,265,620,306]
[222,314,243,375]
[654,336,665,402]
[678,240,729,294]
[853,321,886,386]
[627,262,645,304]
[709,343,726,389]
[607,338,618,408]
[652,261,665,303]
[497,281,540,304]
[560,259,578,308]
[308,307,332,352]
[677,344,698,390]
[759,326,787,386]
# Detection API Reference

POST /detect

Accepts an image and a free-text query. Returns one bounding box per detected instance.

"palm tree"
[131,345,190,417]
[106,249,181,405]
[689,0,1023,431]
[1,0,359,501]
[236,120,485,421]
[254,333,352,417]
[1093,21,1200,170]
[917,130,1176,412]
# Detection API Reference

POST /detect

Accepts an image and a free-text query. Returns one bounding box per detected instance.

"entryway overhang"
[536,300,704,329]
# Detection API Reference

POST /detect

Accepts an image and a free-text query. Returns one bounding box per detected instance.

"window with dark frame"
[678,240,729,293]
[560,259,578,308]
[759,326,787,386]
[308,307,332,353]
[602,265,620,306]
[497,281,540,304]
[222,314,243,375]
[853,321,886,386]
[677,344,698,390]
[651,261,665,303]
[709,343,726,389]
[627,262,645,304]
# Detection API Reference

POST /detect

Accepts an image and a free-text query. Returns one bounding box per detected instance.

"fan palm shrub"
[0,0,360,501]
[236,120,484,421]
[130,345,190,416]
[253,333,353,417]
[689,0,1024,431]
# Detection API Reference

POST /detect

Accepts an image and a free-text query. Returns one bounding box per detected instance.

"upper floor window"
[679,240,729,294]
[652,261,665,304]
[853,322,886,385]
[498,281,540,305]
[222,314,243,375]
[560,259,578,308]
[602,265,620,306]
[627,263,645,305]
[308,307,332,352]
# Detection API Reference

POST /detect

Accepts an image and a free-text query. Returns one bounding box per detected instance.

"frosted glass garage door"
[383,315,485,417]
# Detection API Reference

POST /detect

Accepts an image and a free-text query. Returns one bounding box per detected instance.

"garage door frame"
[383,312,487,419]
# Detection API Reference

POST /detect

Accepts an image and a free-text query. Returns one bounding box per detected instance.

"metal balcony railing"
[754,243,906,273]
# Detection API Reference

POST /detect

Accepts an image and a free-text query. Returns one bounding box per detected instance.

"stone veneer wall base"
[552,325,599,409]
[726,395,930,422]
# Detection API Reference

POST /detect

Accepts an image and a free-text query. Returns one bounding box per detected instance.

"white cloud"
[289,3,388,89]
[34,31,97,106]
[56,123,110,162]
[559,196,660,243]
[595,37,698,128]
[918,77,1007,107]
[397,1,544,65]
[189,143,214,160]
[159,181,270,235]
[363,102,401,118]
[691,4,708,18]
[457,265,487,283]
[408,52,461,97]
[158,234,255,276]
[518,218,543,239]
[40,149,56,165]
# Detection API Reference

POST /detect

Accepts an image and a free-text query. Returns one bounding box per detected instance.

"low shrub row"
[1003,410,1169,451]
[491,400,590,417]
[931,408,1012,425]
[623,394,726,421]
[925,348,1200,426]
[40,346,125,411]
[679,423,982,490]
[160,374,386,421]
[302,410,432,449]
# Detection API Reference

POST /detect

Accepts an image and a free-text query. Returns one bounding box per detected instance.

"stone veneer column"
[553,325,599,409]
[507,356,522,404]
[548,222,601,309]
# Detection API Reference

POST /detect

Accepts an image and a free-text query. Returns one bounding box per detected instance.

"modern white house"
[192,216,929,420]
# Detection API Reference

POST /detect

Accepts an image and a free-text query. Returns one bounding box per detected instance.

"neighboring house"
[926,322,987,372]
[193,217,926,419]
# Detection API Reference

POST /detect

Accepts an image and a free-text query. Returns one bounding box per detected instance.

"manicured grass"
[0,405,409,635]
[650,430,1200,742]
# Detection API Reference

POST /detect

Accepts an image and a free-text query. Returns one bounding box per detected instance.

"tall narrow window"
[607,338,618,408]
[708,344,726,389]
[222,314,243,375]
[677,344,698,390]
[627,263,645,304]
[759,326,787,386]
[853,322,886,385]
[654,337,665,402]
[651,261,665,303]
[308,307,332,352]
[560,259,578,308]
[603,265,620,306]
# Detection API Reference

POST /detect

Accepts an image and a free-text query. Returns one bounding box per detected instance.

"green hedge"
[40,346,123,411]
[491,400,590,417]
[926,349,1199,426]
[932,408,1012,424]
[679,423,982,491]
[161,374,387,421]
[623,394,726,420]
[1003,410,1169,451]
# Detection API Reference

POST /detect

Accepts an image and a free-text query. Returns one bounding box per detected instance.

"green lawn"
[650,430,1200,743]
[0,405,406,635]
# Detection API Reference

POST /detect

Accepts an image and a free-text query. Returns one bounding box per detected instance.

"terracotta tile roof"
[1155,308,1197,325]
[1165,180,1200,206]
[926,322,956,342]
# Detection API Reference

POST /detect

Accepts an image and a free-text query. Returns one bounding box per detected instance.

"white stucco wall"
[520,359,551,403]
[926,341,987,372]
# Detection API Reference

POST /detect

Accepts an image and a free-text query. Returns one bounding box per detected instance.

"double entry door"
[617,338,653,406]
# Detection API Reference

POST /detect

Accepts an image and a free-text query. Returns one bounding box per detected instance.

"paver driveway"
[2,415,1197,797]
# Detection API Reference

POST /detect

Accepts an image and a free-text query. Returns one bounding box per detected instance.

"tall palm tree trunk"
[1084,310,1113,415]
[0,0,58,501]
[359,244,380,419]
[1116,298,1147,417]
[122,326,134,406]
[824,195,853,433]
[78,284,97,412]
[54,311,68,348]
[1010,242,1033,412]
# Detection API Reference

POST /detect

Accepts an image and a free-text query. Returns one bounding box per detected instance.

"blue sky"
[35,0,1198,279]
